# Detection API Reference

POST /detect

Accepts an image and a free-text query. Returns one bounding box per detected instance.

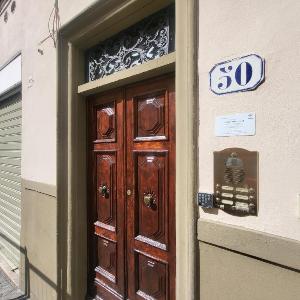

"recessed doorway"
[87,74,176,299]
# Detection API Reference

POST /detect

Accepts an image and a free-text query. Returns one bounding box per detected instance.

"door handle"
[99,184,109,198]
[143,193,155,207]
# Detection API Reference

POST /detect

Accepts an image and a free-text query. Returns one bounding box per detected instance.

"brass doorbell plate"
[214,148,258,216]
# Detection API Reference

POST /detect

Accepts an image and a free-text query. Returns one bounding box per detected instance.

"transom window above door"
[85,4,175,82]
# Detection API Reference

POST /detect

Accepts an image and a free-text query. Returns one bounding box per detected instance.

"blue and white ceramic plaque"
[210,54,265,95]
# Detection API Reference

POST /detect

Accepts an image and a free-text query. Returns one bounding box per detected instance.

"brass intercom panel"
[214,148,258,215]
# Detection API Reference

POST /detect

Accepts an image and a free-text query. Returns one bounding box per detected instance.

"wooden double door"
[87,75,176,300]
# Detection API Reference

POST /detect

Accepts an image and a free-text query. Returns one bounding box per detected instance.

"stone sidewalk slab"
[0,268,24,300]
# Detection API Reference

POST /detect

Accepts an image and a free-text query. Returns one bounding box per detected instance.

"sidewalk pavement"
[0,268,24,300]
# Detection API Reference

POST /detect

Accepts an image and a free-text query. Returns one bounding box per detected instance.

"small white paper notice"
[215,112,256,137]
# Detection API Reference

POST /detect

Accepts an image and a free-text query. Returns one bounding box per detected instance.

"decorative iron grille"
[85,5,175,82]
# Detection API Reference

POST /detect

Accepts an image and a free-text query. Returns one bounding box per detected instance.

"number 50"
[218,62,253,90]
[210,54,264,95]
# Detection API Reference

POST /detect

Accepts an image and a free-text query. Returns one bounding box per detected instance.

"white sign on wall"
[210,54,264,95]
[0,54,22,96]
[215,112,256,137]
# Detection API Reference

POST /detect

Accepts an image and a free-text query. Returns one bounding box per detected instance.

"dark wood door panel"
[135,252,169,300]
[88,89,125,299]
[134,150,169,251]
[96,237,117,283]
[96,100,116,142]
[95,278,125,300]
[133,90,169,141]
[88,75,175,300]
[126,75,176,300]
[96,151,117,232]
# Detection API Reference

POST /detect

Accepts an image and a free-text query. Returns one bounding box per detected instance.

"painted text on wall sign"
[210,54,265,95]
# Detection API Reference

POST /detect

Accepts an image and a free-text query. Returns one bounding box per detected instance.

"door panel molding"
[126,75,176,300]
[87,89,125,298]
[134,150,169,251]
[95,151,117,232]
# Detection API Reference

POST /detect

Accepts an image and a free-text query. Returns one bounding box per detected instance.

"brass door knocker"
[143,192,156,208]
[98,184,109,198]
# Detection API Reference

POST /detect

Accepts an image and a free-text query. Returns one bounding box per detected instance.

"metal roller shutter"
[0,93,21,269]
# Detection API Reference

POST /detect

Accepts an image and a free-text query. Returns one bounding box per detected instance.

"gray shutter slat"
[0,110,22,123]
[0,101,21,117]
[0,158,21,166]
[0,196,21,214]
[0,177,20,188]
[0,117,22,128]
[0,164,20,175]
[0,143,21,150]
[0,135,21,142]
[0,126,22,136]
[0,209,20,231]
[0,150,21,158]
[0,219,20,240]
[0,185,20,202]
[0,94,21,268]
[0,170,21,182]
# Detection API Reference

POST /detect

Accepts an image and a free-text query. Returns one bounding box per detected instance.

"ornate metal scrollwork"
[86,5,175,82]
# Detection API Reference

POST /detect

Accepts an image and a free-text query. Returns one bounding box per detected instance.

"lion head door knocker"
[98,183,110,198]
[143,190,156,209]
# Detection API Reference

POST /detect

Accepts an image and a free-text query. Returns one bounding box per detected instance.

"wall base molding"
[22,179,56,198]
[198,219,300,271]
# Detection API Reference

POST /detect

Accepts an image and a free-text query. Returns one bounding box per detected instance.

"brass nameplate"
[235,187,249,193]
[235,194,249,201]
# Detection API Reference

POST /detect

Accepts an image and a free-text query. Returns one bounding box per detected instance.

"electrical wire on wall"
[38,0,60,54]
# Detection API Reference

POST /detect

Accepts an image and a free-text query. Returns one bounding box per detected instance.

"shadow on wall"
[0,232,57,299]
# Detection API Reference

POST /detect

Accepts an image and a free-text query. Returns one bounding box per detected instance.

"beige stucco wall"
[0,0,96,298]
[198,0,300,241]
[20,182,57,299]
[0,0,96,186]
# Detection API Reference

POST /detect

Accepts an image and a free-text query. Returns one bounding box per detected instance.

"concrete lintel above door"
[78,53,175,96]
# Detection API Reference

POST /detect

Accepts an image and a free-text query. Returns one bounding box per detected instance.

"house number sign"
[210,54,265,95]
